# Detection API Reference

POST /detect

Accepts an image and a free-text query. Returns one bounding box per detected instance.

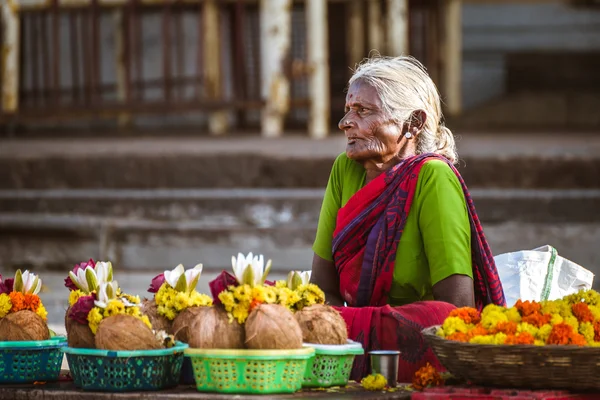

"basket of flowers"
[179,252,354,394]
[423,289,600,391]
[62,259,187,391]
[0,270,67,383]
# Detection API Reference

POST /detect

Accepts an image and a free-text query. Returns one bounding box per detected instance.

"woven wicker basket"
[423,325,600,391]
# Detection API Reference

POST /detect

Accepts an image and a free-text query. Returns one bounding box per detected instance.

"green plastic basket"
[63,342,188,392]
[185,347,315,394]
[302,340,364,388]
[0,336,67,384]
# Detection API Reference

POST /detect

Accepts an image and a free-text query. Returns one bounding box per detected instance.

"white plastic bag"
[494,245,595,308]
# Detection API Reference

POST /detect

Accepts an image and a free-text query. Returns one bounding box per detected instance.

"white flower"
[286,270,311,290]
[13,270,42,295]
[94,281,119,308]
[163,263,203,293]
[68,261,113,293]
[231,252,272,287]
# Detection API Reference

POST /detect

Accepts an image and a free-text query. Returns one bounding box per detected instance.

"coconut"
[141,298,171,333]
[186,306,245,349]
[245,304,303,350]
[295,304,348,345]
[170,306,205,343]
[95,314,163,351]
[66,317,96,348]
[0,310,50,341]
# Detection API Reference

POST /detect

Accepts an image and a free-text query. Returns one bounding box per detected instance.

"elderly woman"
[311,56,506,382]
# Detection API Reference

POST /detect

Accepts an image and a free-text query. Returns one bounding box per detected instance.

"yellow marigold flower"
[88,307,104,334]
[441,317,471,336]
[550,314,564,325]
[534,340,545,346]
[263,286,278,304]
[103,300,125,318]
[481,304,506,317]
[126,306,140,316]
[579,322,595,344]
[121,293,140,305]
[219,291,235,309]
[362,373,387,391]
[232,304,249,324]
[505,307,521,323]
[565,289,600,306]
[0,293,12,318]
[517,322,538,337]
[275,280,287,289]
[469,335,495,345]
[174,292,189,312]
[233,285,253,302]
[36,303,48,321]
[589,305,600,320]
[252,286,267,303]
[481,311,508,330]
[189,292,212,307]
[590,341,600,348]
[68,290,85,307]
[536,324,553,342]
[563,315,579,331]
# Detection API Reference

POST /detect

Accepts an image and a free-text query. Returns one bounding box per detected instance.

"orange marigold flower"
[9,292,26,313]
[448,307,481,325]
[504,332,535,345]
[547,323,587,346]
[249,298,263,311]
[446,332,470,342]
[572,302,594,324]
[467,324,490,339]
[23,293,41,312]
[412,362,443,391]
[522,312,552,328]
[594,320,600,342]
[494,321,518,335]
[515,299,541,317]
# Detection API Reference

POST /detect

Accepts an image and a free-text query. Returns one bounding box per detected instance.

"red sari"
[331,153,506,382]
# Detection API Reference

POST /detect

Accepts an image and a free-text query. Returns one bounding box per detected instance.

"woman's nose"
[338,117,352,131]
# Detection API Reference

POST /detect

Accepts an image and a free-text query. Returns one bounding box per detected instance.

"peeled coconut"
[141,298,171,333]
[95,314,163,351]
[0,310,50,341]
[295,304,348,345]
[170,306,206,343]
[245,304,303,350]
[65,306,96,348]
[187,306,245,349]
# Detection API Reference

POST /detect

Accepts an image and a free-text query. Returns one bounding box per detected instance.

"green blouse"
[312,153,473,306]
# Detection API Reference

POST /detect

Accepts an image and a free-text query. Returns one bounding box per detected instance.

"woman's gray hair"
[348,55,458,164]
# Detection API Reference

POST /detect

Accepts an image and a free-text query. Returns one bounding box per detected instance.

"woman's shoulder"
[417,158,461,187]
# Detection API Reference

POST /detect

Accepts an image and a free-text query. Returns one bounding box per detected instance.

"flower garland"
[361,373,388,391]
[437,289,600,346]
[0,270,47,321]
[66,259,152,334]
[412,363,444,391]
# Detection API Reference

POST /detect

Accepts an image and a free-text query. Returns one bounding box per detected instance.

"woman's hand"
[432,274,475,308]
[311,253,345,306]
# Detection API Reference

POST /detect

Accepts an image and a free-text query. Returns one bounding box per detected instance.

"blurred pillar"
[1,2,20,113]
[443,0,462,116]
[347,0,364,68]
[367,0,384,53]
[260,0,292,137]
[386,0,408,56]
[307,0,330,139]
[204,0,228,135]
[114,9,133,128]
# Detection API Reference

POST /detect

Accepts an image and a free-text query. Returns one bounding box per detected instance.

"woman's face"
[339,79,404,164]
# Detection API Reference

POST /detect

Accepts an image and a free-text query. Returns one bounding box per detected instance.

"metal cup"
[369,350,400,387]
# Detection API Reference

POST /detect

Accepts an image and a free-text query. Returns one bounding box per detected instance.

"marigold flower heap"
[65,259,151,334]
[0,270,47,321]
[437,289,600,346]
[218,253,325,324]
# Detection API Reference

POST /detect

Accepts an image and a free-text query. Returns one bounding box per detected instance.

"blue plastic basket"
[63,342,189,392]
[0,336,67,384]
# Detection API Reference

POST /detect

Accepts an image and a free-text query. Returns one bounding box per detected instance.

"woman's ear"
[409,110,427,132]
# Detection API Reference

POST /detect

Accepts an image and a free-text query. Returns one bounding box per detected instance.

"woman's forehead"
[346,80,381,105]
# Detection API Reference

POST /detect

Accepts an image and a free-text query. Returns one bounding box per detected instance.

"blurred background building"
[0,0,599,325]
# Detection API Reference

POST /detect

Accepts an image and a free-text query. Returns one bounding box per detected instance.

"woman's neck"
[363,151,415,184]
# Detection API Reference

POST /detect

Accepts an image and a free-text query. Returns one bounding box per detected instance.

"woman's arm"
[311,253,345,306]
[418,160,475,308]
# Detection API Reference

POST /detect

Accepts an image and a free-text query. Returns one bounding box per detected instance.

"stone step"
[1,213,599,276]
[1,188,599,223]
[1,136,599,189]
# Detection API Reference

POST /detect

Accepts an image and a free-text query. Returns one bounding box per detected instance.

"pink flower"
[68,295,95,324]
[209,271,238,305]
[0,274,14,295]
[148,273,166,293]
[64,259,95,291]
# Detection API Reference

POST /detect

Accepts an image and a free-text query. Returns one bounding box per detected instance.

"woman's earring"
[405,132,412,139]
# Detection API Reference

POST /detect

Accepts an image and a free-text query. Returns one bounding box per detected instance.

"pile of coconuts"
[0,310,50,341]
[146,302,349,350]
